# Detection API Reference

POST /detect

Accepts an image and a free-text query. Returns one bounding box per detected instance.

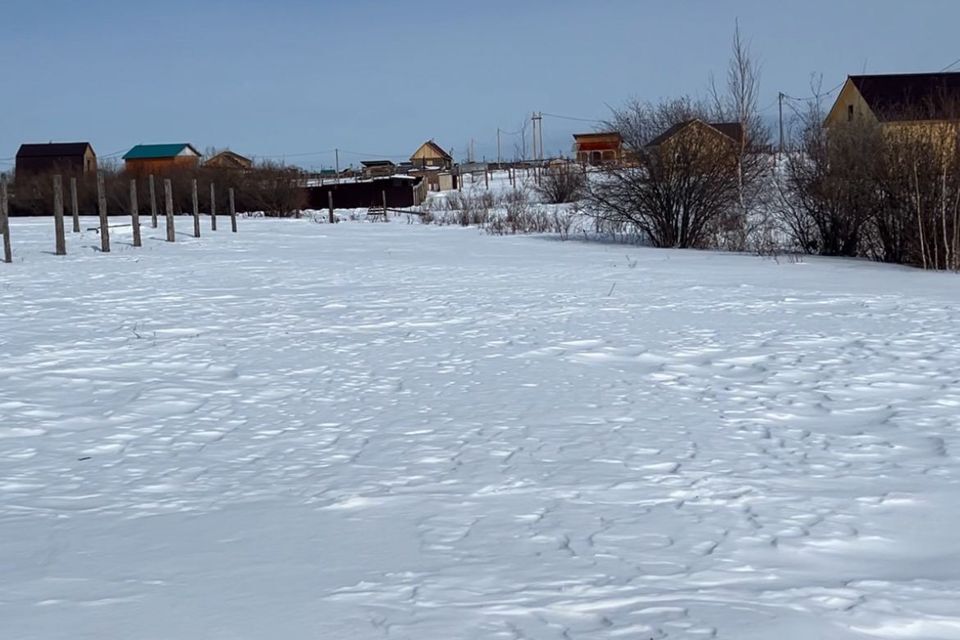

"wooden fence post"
[209,183,217,230]
[70,176,79,233]
[149,175,158,228]
[484,168,489,189]
[382,190,387,220]
[0,175,10,263]
[130,180,141,247]
[164,179,175,242]
[53,175,66,255]
[192,179,200,238]
[229,187,237,232]
[327,190,334,223]
[97,171,110,253]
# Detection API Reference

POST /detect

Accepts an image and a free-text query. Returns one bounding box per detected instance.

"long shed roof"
[17,142,93,158]
[123,143,200,160]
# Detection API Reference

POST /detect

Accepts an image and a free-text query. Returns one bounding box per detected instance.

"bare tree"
[708,21,773,249]
[585,99,743,248]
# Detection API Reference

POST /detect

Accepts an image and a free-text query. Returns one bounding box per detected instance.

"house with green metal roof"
[123,143,201,176]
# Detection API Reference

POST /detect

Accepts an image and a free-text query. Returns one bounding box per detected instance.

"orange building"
[123,143,201,176]
[573,132,623,165]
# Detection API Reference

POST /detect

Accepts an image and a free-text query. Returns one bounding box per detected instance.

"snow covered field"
[2,217,960,639]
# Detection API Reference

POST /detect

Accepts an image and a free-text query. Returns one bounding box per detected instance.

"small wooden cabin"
[410,140,453,170]
[123,143,201,176]
[15,142,97,177]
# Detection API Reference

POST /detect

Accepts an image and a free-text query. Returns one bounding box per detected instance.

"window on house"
[848,104,854,121]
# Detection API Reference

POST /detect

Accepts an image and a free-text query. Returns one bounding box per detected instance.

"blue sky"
[2,0,959,170]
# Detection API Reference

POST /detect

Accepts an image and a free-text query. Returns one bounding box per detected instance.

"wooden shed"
[123,143,201,176]
[361,160,396,178]
[15,142,97,177]
[410,140,453,170]
[204,150,253,170]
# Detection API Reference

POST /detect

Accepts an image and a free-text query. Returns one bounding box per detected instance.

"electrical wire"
[541,112,605,123]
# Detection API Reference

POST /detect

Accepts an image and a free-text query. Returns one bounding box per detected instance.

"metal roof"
[123,143,200,160]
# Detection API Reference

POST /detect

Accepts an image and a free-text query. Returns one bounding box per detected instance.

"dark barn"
[15,142,97,178]
[306,176,425,209]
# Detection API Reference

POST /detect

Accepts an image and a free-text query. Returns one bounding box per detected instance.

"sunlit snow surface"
[2,217,960,639]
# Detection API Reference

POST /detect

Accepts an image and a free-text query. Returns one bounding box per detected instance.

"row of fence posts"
[0,172,237,262]
[458,167,539,192]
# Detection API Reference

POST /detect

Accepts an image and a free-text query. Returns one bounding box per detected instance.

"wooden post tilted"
[130,180,141,247]
[209,183,217,231]
[70,176,79,233]
[0,174,13,262]
[97,171,110,253]
[229,187,237,233]
[191,179,200,238]
[149,174,158,228]
[0,175,10,263]
[53,175,66,255]
[382,190,387,220]
[164,179,175,242]
[327,190,334,224]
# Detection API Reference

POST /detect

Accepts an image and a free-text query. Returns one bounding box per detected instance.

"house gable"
[825,78,878,128]
[645,120,742,150]
[410,141,451,164]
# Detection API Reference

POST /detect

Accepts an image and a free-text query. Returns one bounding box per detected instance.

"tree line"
[7,160,307,218]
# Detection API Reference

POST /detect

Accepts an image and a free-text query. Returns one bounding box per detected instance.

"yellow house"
[825,72,960,146]
[645,119,744,160]
[410,140,452,170]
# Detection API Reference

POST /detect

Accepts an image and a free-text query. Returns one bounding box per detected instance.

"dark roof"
[572,131,622,139]
[17,142,93,158]
[710,122,744,145]
[123,143,200,160]
[646,122,691,148]
[361,160,396,167]
[646,120,744,148]
[850,72,960,121]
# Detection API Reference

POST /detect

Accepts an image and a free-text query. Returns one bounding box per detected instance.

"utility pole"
[497,128,501,167]
[778,92,785,157]
[531,112,538,161]
[335,148,340,184]
[537,112,544,160]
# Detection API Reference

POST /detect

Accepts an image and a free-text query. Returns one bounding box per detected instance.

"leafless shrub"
[535,164,586,204]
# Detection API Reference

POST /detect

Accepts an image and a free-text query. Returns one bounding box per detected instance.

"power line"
[758,96,781,113]
[782,79,846,103]
[941,57,960,72]
[541,112,605,124]
[336,149,410,160]
[255,149,337,159]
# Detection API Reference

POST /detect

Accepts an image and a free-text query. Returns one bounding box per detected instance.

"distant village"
[6,69,958,198]
[5,69,960,271]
